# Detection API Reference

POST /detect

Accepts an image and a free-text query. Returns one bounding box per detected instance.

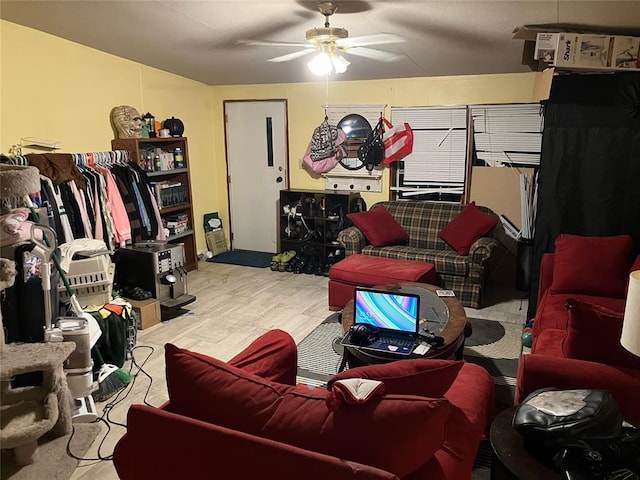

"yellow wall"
[0,20,216,252]
[2,20,539,253]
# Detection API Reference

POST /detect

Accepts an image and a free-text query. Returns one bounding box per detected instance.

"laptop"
[341,287,421,355]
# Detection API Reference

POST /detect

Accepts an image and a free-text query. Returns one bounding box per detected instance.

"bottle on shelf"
[145,151,153,172]
[154,153,161,171]
[174,147,184,169]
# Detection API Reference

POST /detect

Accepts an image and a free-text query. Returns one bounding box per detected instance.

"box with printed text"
[535,33,639,71]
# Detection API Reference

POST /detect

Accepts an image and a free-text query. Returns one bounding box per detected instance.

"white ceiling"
[1,1,639,86]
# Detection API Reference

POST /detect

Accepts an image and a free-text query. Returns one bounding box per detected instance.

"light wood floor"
[70,260,527,480]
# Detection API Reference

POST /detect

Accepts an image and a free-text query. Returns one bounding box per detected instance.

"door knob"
[276,176,283,183]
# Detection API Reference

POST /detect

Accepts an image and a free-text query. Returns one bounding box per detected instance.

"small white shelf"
[20,137,61,151]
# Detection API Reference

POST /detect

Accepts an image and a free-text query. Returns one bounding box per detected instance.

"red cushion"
[563,298,640,369]
[550,234,632,298]
[227,329,298,385]
[531,328,567,356]
[533,291,625,335]
[165,343,450,478]
[437,202,498,255]
[329,254,435,286]
[347,206,408,247]
[328,359,463,398]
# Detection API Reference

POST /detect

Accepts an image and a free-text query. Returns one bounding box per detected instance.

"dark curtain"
[527,72,640,320]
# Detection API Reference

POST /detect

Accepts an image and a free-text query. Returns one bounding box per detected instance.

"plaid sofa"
[338,201,502,308]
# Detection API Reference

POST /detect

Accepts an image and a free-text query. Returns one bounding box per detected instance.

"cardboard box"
[537,33,639,71]
[206,229,228,256]
[513,26,640,73]
[126,298,161,330]
[160,153,174,170]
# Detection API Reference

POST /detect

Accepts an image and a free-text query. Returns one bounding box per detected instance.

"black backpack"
[357,118,384,171]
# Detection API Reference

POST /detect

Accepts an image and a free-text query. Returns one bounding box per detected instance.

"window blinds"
[391,106,468,199]
[471,104,543,167]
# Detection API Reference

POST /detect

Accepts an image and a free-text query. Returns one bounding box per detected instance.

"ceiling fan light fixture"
[331,54,350,73]
[247,0,404,72]
[306,27,349,44]
[307,52,333,75]
[307,51,349,75]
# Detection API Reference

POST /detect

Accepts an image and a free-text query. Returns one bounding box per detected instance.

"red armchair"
[114,329,495,480]
[516,234,640,426]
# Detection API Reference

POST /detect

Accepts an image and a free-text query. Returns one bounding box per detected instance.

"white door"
[225,100,288,253]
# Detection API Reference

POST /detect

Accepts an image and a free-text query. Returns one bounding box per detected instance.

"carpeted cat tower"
[0,164,75,466]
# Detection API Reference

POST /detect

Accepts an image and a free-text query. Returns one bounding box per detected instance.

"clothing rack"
[71,150,134,167]
[2,150,135,167]
[1,148,164,250]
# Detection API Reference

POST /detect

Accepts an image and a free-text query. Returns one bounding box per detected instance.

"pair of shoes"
[286,254,304,272]
[293,254,308,274]
[270,252,284,271]
[278,250,297,271]
[121,286,152,300]
[271,250,297,271]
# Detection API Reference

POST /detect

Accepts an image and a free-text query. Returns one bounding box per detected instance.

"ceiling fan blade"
[237,39,310,48]
[267,49,316,63]
[337,33,405,48]
[342,46,403,62]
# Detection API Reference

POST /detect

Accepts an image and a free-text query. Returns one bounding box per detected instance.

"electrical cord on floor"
[65,417,114,462]
[65,345,155,462]
[104,345,155,427]
[333,335,350,373]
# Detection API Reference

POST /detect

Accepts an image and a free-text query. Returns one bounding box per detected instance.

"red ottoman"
[328,254,436,309]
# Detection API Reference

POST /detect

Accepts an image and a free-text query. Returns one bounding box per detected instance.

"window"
[391,106,468,202]
[470,104,543,167]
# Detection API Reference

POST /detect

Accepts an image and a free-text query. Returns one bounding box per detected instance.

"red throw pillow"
[165,344,450,478]
[438,202,498,255]
[551,234,633,298]
[347,206,408,247]
[227,329,298,385]
[562,298,640,369]
[328,359,463,399]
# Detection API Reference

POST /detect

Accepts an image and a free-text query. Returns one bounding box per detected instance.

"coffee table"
[341,282,469,364]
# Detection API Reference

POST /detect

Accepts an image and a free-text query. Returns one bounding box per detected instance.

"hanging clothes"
[4,151,160,249]
[68,180,93,239]
[25,153,86,190]
[58,182,86,239]
[39,176,72,244]
[110,163,159,242]
[94,165,131,247]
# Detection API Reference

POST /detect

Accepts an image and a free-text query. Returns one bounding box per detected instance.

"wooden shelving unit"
[111,137,198,271]
[279,189,361,273]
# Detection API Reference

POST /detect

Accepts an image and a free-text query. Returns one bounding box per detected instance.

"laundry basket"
[58,254,115,307]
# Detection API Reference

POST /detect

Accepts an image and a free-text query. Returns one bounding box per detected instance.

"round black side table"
[489,406,562,480]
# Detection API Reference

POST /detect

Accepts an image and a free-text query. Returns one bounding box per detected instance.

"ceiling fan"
[238,1,405,74]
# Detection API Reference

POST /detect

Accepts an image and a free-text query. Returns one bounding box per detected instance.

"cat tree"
[0,164,75,465]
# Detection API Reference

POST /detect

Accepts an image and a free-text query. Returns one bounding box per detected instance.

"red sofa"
[114,330,495,480]
[516,234,640,426]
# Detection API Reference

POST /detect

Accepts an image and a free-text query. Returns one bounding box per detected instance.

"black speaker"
[516,239,533,292]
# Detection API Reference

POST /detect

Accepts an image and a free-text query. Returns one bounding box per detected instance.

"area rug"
[205,249,273,268]
[1,423,102,480]
[296,313,522,408]
[463,317,522,409]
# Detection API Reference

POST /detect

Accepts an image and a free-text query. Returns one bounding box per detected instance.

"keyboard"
[377,334,415,349]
